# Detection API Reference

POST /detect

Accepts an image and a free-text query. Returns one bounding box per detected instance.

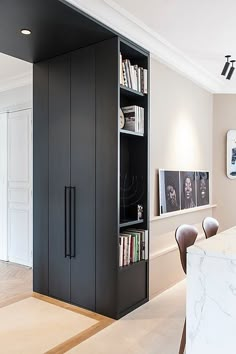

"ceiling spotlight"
[21,29,31,35]
[226,60,236,80]
[221,55,231,76]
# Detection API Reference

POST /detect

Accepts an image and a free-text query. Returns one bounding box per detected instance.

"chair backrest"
[202,217,219,239]
[175,224,198,274]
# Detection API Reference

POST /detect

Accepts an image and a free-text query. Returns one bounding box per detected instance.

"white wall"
[0,84,32,112]
[149,58,213,297]
[213,95,236,231]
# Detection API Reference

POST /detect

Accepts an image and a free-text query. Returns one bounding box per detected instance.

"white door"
[7,109,32,266]
[0,113,8,260]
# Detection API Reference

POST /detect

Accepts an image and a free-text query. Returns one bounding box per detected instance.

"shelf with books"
[120,43,148,95]
[117,37,149,319]
[119,228,148,268]
[120,105,145,135]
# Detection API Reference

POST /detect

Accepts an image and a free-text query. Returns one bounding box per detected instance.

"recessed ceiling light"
[21,29,31,35]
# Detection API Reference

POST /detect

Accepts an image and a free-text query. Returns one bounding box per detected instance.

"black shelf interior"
[120,133,147,230]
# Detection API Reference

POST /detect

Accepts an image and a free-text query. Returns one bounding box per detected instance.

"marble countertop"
[187,226,236,260]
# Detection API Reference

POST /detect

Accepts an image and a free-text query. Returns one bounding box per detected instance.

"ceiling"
[1,0,236,93]
[109,0,236,92]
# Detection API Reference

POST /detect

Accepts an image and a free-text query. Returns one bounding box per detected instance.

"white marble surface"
[188,226,236,260]
[186,227,236,354]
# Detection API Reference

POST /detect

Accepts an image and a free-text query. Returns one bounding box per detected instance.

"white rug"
[0,297,97,353]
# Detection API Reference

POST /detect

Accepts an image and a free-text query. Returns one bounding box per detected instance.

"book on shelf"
[119,229,148,267]
[120,53,148,94]
[121,105,144,134]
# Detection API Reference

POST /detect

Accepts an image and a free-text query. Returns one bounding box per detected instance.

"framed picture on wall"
[196,171,209,206]
[227,130,236,179]
[159,170,180,214]
[180,171,196,210]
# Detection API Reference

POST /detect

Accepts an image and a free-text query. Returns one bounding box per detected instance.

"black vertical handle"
[65,186,71,257]
[70,186,76,258]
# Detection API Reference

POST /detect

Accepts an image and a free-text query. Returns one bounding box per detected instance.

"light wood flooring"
[0,260,113,353]
[0,260,32,307]
[0,261,186,353]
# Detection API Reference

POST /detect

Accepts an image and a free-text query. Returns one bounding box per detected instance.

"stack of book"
[120,53,148,94]
[121,105,144,134]
[119,229,148,267]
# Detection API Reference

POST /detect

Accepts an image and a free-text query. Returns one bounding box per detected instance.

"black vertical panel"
[33,61,49,294]
[48,55,71,302]
[95,37,119,318]
[70,47,96,310]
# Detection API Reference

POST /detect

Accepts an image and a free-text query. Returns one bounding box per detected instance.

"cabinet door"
[48,55,71,302]
[70,47,95,309]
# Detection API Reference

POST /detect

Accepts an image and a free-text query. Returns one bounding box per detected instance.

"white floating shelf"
[150,204,217,222]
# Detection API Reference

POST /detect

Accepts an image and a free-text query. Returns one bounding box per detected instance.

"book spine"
[122,62,127,87]
[124,60,130,88]
[141,232,145,260]
[144,69,148,94]
[140,67,144,93]
[127,235,131,265]
[144,230,149,260]
[131,236,135,263]
[119,236,123,266]
[120,53,124,85]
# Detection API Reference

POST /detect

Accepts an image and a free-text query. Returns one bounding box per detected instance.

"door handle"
[70,186,76,258]
[65,186,71,257]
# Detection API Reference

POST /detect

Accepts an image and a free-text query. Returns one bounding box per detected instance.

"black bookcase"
[118,39,149,317]
[33,35,149,319]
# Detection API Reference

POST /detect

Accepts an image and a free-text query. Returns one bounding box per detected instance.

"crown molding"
[65,0,224,93]
[0,71,32,93]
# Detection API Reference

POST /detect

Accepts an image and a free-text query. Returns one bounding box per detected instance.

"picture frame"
[226,130,236,179]
[159,169,210,215]
[159,169,180,214]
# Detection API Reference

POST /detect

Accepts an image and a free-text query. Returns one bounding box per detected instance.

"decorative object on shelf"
[120,174,144,223]
[226,130,236,179]
[137,204,143,220]
[159,170,210,215]
[119,108,125,129]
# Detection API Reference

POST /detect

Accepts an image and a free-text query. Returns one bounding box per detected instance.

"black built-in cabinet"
[33,37,149,319]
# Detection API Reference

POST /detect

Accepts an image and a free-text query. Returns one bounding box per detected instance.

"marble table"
[186,226,236,354]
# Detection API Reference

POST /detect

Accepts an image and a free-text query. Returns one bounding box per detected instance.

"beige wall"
[149,58,213,297]
[213,95,236,231]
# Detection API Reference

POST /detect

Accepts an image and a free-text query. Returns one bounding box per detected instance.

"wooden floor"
[0,260,32,307]
[0,260,113,353]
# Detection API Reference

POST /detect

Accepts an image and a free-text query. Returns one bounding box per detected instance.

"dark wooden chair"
[202,217,219,239]
[175,224,198,354]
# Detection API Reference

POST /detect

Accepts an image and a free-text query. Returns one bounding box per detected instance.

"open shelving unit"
[117,38,149,317]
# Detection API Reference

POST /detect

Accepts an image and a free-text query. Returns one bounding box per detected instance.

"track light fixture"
[221,55,231,76]
[226,60,236,80]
